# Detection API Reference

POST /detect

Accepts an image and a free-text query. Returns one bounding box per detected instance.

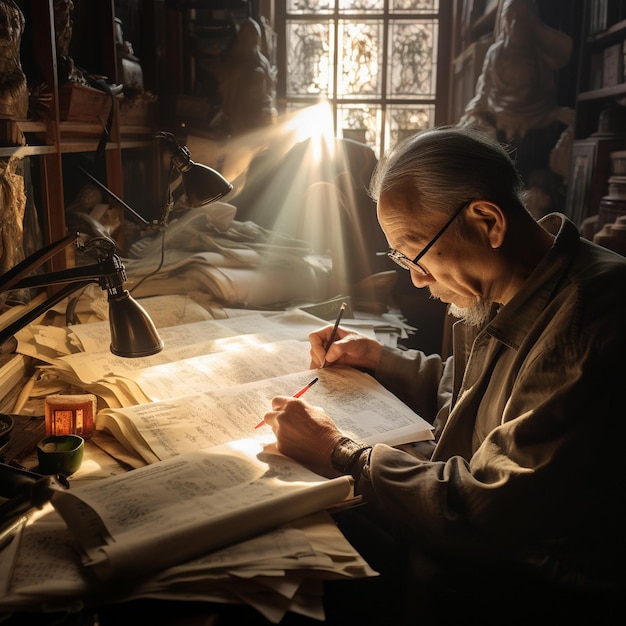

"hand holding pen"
[321,301,346,367]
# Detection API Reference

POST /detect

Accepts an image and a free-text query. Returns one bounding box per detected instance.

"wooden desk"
[0,420,288,625]
[0,418,386,626]
[0,414,45,470]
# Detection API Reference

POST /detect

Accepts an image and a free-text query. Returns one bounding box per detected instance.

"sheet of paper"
[125,339,310,402]
[97,366,433,464]
[56,314,317,385]
[0,507,371,624]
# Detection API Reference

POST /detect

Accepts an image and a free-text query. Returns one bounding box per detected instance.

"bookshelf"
[0,0,161,275]
[568,0,626,228]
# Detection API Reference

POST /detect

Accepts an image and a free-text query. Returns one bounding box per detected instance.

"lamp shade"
[108,289,164,357]
[179,160,233,207]
[158,130,233,208]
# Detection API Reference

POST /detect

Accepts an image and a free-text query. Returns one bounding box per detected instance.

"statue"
[0,0,28,120]
[215,17,277,135]
[0,156,27,306]
[460,0,574,140]
[54,0,95,87]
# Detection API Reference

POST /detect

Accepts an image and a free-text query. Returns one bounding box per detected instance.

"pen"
[322,301,347,367]
[254,376,319,429]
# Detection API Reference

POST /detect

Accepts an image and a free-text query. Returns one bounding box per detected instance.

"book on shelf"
[0,352,31,414]
[588,0,608,35]
[590,51,604,90]
[603,42,624,87]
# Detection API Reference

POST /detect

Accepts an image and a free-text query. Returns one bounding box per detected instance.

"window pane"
[282,4,440,158]
[286,21,334,96]
[388,20,437,97]
[385,104,435,149]
[338,104,381,153]
[390,0,439,13]
[338,0,384,12]
[287,1,334,14]
[337,20,383,97]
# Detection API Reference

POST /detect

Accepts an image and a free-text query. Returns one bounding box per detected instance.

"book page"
[57,314,317,385]
[124,339,311,402]
[0,506,370,622]
[52,439,353,581]
[96,366,433,463]
[67,310,320,355]
[86,336,312,408]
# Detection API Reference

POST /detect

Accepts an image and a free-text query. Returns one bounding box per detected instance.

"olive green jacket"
[360,213,626,587]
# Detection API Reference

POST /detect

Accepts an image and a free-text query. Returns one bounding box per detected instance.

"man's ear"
[466,201,506,249]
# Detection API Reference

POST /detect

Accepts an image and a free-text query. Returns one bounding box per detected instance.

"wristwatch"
[331,437,372,475]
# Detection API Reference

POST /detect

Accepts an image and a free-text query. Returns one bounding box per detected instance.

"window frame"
[273,1,452,157]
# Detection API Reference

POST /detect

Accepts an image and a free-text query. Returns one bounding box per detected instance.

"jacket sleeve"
[374,345,453,426]
[356,336,626,576]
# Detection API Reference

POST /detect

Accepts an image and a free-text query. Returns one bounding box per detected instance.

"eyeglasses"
[387,200,470,275]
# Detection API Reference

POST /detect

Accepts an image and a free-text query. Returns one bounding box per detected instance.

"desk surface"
[0,413,45,470]
[0,420,320,626]
[0,415,382,626]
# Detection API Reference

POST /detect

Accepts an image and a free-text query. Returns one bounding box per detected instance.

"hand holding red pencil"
[254,377,319,429]
[259,383,345,478]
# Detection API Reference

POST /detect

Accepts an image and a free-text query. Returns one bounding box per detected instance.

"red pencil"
[254,377,319,429]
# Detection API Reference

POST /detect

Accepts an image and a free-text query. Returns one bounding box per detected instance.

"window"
[276,0,442,157]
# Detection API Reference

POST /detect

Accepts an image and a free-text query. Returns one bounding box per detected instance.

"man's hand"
[262,396,344,478]
[309,327,383,371]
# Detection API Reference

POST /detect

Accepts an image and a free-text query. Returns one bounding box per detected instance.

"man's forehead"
[378,206,427,247]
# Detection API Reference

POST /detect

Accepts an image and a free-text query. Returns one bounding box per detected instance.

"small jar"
[45,393,96,439]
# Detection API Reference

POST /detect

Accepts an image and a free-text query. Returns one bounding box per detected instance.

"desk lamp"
[0,232,165,532]
[0,135,232,527]
[154,130,233,208]
[78,131,233,231]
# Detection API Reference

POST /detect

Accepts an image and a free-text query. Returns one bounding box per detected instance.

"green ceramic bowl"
[37,434,84,476]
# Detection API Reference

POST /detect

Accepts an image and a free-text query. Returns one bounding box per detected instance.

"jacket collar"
[482,213,580,351]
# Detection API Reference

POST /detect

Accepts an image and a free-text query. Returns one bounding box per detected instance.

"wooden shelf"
[577,83,626,100]
[0,144,57,158]
[0,0,161,268]
[586,18,626,45]
[569,0,626,229]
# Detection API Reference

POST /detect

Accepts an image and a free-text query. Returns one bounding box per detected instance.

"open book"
[96,365,434,465]
[50,439,353,581]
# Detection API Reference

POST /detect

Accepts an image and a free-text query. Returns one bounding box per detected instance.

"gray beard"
[447,299,493,327]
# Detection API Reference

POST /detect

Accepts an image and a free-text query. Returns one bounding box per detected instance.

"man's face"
[378,194,494,323]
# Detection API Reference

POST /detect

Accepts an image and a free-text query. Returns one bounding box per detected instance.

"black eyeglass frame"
[387,200,471,275]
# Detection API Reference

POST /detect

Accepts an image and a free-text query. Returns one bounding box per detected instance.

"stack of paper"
[0,294,433,622]
[0,506,375,623]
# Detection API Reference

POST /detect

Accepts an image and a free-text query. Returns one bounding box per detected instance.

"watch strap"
[331,437,372,475]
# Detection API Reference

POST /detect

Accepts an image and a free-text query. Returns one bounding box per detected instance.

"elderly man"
[263,126,626,624]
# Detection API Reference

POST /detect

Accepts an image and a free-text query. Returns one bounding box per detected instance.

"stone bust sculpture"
[460,0,574,140]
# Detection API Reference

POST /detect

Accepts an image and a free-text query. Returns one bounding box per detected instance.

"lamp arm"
[76,166,153,227]
[9,258,123,292]
[0,232,77,294]
[1,235,136,349]
[0,280,93,347]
